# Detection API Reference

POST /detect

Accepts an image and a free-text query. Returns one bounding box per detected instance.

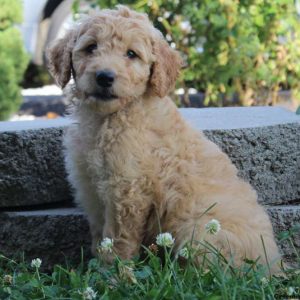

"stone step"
[0,206,298,269]
[0,107,299,207]
[0,119,71,207]
[267,205,300,265]
[0,208,91,270]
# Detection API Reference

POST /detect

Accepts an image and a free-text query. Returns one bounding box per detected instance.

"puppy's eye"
[85,44,97,54]
[127,50,138,59]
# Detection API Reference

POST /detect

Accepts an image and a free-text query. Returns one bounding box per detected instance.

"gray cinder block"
[0,206,298,269]
[0,119,71,207]
[0,208,91,270]
[1,107,298,208]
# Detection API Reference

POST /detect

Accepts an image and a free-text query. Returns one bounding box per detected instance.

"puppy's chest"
[84,121,150,180]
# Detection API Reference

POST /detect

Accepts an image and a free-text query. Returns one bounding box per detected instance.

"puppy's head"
[47,6,182,115]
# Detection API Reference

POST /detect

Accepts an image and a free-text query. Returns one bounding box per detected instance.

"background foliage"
[0,0,28,120]
[80,0,300,107]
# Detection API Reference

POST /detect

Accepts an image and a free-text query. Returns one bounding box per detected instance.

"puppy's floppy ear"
[150,35,183,98]
[46,31,75,88]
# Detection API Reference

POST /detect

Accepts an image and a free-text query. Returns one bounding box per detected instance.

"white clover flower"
[260,277,269,287]
[82,287,97,300]
[205,219,221,235]
[99,237,114,253]
[31,258,42,268]
[287,286,295,296]
[178,247,189,259]
[156,232,175,247]
[3,274,13,284]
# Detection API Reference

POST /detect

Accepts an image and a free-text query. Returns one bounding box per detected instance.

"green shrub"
[0,0,22,30]
[0,0,29,120]
[82,0,300,107]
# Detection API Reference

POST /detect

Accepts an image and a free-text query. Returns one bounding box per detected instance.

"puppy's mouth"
[88,89,117,101]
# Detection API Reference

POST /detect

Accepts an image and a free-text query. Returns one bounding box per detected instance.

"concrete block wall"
[0,107,299,269]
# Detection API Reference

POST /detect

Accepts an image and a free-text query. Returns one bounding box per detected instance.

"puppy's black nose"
[95,70,115,88]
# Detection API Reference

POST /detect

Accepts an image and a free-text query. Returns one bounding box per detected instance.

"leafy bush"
[82,0,300,106]
[0,0,28,120]
[0,0,22,30]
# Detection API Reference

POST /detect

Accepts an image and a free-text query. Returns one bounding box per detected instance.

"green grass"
[0,227,299,300]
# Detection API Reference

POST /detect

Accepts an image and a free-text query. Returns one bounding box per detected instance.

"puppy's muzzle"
[96,70,115,88]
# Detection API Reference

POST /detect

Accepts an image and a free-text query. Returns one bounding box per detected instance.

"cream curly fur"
[47,6,281,272]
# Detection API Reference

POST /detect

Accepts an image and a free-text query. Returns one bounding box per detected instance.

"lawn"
[0,229,299,300]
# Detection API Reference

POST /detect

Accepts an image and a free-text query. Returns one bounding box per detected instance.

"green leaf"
[135,266,152,279]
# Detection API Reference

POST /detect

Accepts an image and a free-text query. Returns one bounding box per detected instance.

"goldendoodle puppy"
[47,6,281,271]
